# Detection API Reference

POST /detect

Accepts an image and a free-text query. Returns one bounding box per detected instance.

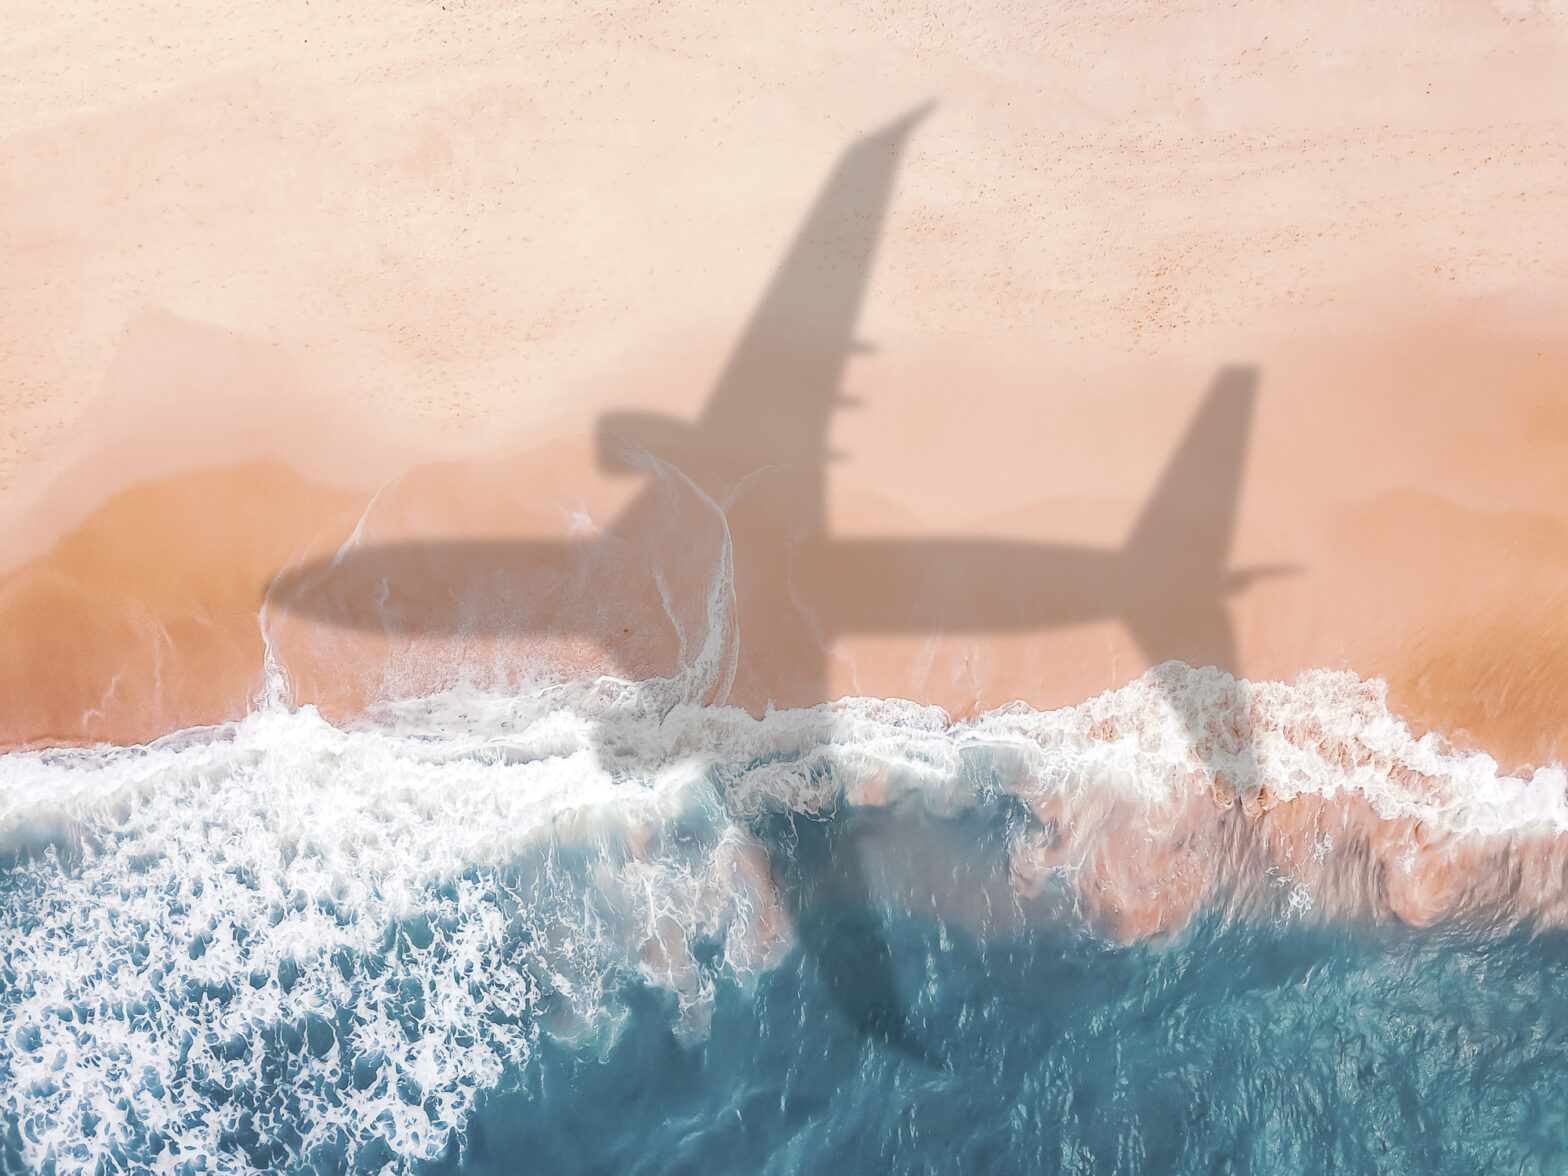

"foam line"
[2,664,1565,1171]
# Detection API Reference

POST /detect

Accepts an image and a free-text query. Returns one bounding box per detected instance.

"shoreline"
[4,662,1565,945]
[7,5,1568,778]
[6,377,1568,772]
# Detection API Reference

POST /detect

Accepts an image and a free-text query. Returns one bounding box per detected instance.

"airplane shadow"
[266,105,1296,1064]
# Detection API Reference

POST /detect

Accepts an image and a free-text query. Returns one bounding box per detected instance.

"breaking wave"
[2,664,1566,1172]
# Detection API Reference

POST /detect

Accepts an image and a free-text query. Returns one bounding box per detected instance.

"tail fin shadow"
[1121,366,1274,817]
[1124,365,1256,584]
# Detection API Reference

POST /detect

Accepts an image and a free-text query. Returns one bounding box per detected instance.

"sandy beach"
[13,13,1568,1167]
[5,0,1568,767]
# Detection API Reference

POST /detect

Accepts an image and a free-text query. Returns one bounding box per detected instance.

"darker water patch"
[444,916,1568,1176]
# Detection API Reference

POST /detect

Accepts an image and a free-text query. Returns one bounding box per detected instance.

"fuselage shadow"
[267,105,1293,1060]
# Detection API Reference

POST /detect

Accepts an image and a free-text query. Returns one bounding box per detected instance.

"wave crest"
[1,664,1563,1171]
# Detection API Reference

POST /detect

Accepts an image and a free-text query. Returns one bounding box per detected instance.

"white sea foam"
[1,663,1564,1172]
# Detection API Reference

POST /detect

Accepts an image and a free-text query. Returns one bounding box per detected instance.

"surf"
[3,661,1565,1172]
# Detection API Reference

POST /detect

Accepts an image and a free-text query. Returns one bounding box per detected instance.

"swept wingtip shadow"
[878,98,937,138]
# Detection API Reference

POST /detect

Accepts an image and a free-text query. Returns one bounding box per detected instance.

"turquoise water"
[457,914,1568,1176]
[3,676,1566,1174]
[11,822,1567,1175]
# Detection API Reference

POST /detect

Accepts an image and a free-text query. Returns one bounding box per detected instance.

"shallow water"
[2,669,1565,1174]
[463,916,1568,1176]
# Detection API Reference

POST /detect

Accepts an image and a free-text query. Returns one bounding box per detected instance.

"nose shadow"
[265,105,1294,1062]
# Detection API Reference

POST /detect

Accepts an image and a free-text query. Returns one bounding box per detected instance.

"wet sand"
[5,318,1568,769]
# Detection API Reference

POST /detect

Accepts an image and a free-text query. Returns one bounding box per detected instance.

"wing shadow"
[266,107,1293,1059]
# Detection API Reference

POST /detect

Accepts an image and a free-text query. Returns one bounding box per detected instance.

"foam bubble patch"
[2,664,1566,1171]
